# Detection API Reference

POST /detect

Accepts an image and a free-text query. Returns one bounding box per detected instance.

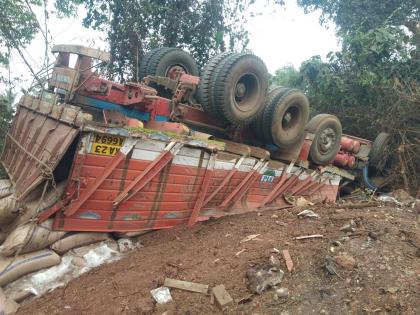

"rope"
[6,133,54,178]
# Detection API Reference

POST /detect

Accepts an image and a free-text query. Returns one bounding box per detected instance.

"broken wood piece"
[240,234,260,243]
[163,278,209,294]
[212,284,233,308]
[295,234,323,240]
[235,249,246,257]
[282,249,294,272]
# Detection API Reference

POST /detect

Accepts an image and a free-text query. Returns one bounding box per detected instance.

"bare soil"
[18,202,420,315]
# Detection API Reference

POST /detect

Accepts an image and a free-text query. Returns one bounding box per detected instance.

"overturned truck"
[0,45,377,287]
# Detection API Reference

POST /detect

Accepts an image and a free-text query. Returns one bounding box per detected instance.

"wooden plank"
[282,249,294,272]
[249,146,270,160]
[217,139,250,156]
[163,278,209,294]
[52,44,111,62]
[212,284,233,308]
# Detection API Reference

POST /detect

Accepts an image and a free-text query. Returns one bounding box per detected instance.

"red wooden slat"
[64,140,137,216]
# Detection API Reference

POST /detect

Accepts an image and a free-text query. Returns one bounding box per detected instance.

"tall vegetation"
[273,0,419,192]
[55,0,257,80]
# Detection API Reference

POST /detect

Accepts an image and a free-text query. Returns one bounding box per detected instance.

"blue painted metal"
[73,95,169,122]
[363,166,378,190]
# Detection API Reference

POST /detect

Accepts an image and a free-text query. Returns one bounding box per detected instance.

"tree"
[0,95,12,178]
[292,0,420,191]
[270,64,302,89]
[0,0,48,84]
[297,0,419,35]
[58,0,256,80]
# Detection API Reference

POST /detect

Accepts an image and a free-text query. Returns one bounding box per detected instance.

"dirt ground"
[18,200,419,315]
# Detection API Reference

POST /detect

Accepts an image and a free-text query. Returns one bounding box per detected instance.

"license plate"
[91,134,124,156]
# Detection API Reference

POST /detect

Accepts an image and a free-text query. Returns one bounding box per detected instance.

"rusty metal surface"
[1,97,81,199]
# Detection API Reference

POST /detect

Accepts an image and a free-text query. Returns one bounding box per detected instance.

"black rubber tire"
[260,87,291,142]
[138,48,162,80]
[146,47,199,79]
[263,89,309,147]
[211,53,268,125]
[196,52,233,116]
[306,114,342,165]
[369,132,391,170]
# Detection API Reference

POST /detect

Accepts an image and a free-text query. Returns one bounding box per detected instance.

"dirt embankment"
[18,202,419,315]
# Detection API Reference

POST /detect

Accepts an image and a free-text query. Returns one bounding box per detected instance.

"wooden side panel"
[53,134,341,232]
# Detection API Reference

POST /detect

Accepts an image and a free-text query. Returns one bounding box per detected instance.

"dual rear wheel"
[140,48,342,165]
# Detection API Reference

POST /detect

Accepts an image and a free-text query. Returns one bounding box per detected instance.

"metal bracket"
[201,155,246,208]
[64,138,138,216]
[112,142,183,208]
[187,152,216,227]
[219,159,267,211]
[259,160,295,207]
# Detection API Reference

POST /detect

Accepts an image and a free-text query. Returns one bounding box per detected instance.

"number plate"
[90,134,124,156]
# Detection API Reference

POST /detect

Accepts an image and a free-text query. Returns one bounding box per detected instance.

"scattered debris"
[240,234,261,243]
[340,223,355,233]
[237,294,253,304]
[335,253,357,270]
[295,234,323,240]
[282,250,294,272]
[297,209,319,218]
[235,249,246,257]
[163,278,209,294]
[285,196,314,207]
[323,256,342,278]
[379,286,400,295]
[212,284,233,308]
[150,286,172,304]
[246,257,285,294]
[368,231,379,240]
[275,287,289,298]
[269,255,281,269]
[117,238,139,253]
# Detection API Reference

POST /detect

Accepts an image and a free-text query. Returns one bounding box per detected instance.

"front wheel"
[306,114,342,165]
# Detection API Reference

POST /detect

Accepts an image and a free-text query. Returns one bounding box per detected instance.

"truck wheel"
[212,53,268,125]
[369,132,391,171]
[306,114,342,165]
[138,48,162,80]
[263,89,309,147]
[197,52,233,116]
[146,47,199,80]
[258,87,290,142]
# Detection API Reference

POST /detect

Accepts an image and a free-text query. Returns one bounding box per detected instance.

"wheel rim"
[318,127,336,153]
[165,64,187,80]
[281,104,300,132]
[232,73,260,112]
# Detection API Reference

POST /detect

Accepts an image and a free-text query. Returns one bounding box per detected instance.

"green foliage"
[270,64,302,89]
[0,0,42,85]
[0,95,12,178]
[297,0,419,35]
[60,0,255,80]
[290,0,420,191]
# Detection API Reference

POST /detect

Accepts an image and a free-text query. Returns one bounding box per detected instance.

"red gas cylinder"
[334,151,356,168]
[334,151,349,167]
[352,140,361,153]
[347,155,356,168]
[340,137,354,152]
[340,137,361,154]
